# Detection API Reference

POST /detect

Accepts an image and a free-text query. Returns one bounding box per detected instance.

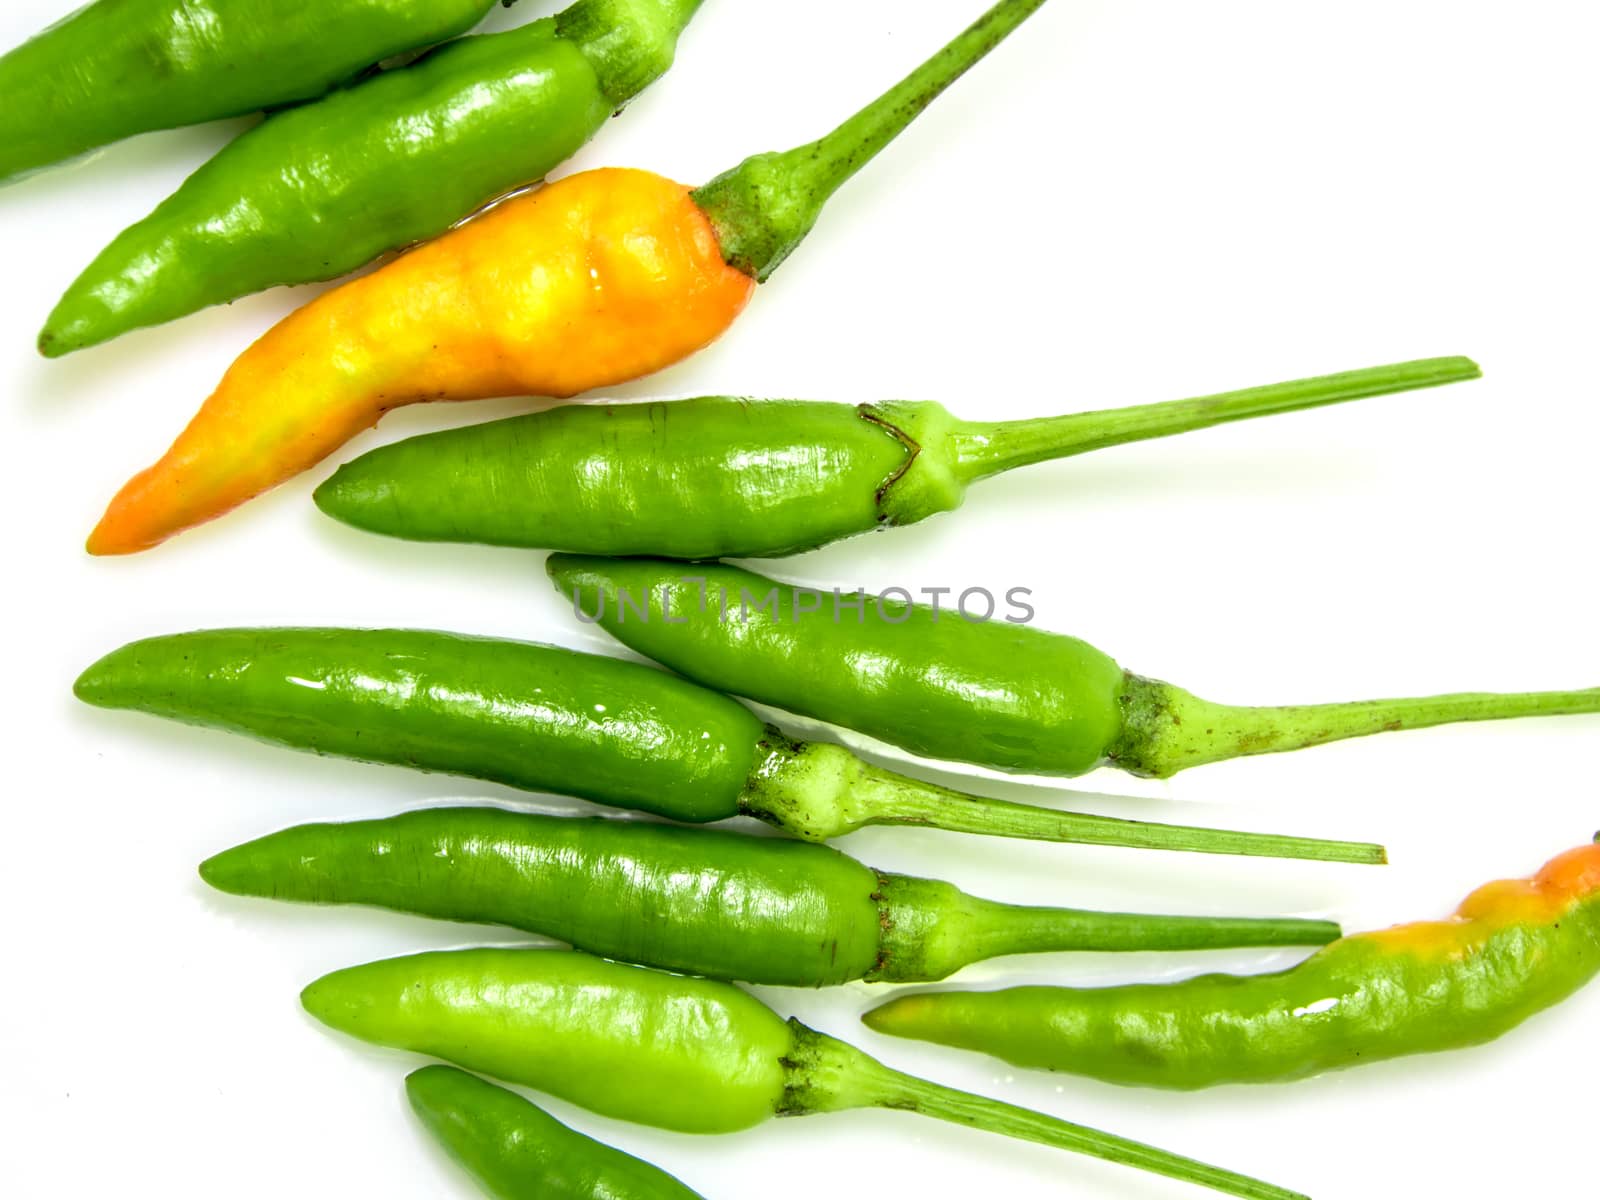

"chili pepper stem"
[864,355,1481,527]
[848,757,1389,863]
[873,875,1339,981]
[741,728,1386,863]
[693,0,1050,281]
[1114,675,1600,778]
[938,896,1343,961]
[782,1025,1306,1200]
[943,355,1481,482]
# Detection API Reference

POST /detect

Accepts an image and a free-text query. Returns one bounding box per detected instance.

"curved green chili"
[305,948,1308,1200]
[408,1066,707,1200]
[201,807,1340,987]
[41,0,703,357]
[0,0,500,186]
[73,628,1385,862]
[314,357,1479,559]
[864,837,1600,1088]
[550,557,1600,778]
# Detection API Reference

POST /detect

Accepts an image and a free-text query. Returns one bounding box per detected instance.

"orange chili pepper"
[89,170,750,555]
[88,0,1051,555]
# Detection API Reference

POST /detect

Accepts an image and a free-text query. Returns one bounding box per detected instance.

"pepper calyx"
[777,1022,894,1117]
[864,873,973,983]
[862,400,968,527]
[691,151,815,282]
[736,729,874,842]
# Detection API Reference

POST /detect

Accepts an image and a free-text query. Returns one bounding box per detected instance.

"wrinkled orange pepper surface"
[1362,838,1600,960]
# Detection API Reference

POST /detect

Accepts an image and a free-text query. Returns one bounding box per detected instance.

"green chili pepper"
[201,807,1340,987]
[864,837,1600,1089]
[408,1066,707,1200]
[314,357,1479,559]
[304,948,1308,1200]
[0,0,501,186]
[40,0,703,357]
[551,557,1600,778]
[73,627,1385,863]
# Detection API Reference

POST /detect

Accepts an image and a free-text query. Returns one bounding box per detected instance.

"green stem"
[785,1027,1307,1200]
[1115,675,1600,778]
[692,0,1050,280]
[872,874,1340,981]
[949,356,1481,482]
[958,897,1341,957]
[844,758,1386,864]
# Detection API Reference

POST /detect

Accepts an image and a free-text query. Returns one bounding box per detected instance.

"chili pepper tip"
[403,1065,478,1123]
[298,974,355,1029]
[196,850,242,894]
[71,656,117,706]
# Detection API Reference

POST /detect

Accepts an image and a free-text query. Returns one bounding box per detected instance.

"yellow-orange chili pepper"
[91,170,749,554]
[88,0,1050,555]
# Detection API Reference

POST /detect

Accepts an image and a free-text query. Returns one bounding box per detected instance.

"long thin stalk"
[949,356,1480,481]
[1119,676,1600,778]
[794,1029,1306,1200]
[694,0,1052,280]
[962,898,1341,957]
[850,760,1387,863]
[887,1076,1304,1200]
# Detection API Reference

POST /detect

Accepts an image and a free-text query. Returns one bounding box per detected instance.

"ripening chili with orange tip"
[88,0,1051,555]
[864,837,1600,1089]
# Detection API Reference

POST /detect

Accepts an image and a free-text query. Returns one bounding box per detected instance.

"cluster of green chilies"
[3,0,713,352]
[305,948,1308,1200]
[73,627,1385,864]
[38,0,708,354]
[1,0,509,186]
[382,838,1600,1200]
[18,0,1597,1197]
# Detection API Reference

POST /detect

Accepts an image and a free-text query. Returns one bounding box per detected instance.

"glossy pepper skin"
[200,807,1341,987]
[407,1066,708,1200]
[0,0,499,185]
[86,0,1052,555]
[41,0,704,357]
[324,396,911,559]
[315,358,1481,559]
[76,628,760,823]
[71,627,1390,862]
[865,839,1600,1088]
[304,948,1308,1200]
[550,556,1600,778]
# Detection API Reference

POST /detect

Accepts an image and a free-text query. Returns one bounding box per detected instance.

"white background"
[3,1,1598,1197]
